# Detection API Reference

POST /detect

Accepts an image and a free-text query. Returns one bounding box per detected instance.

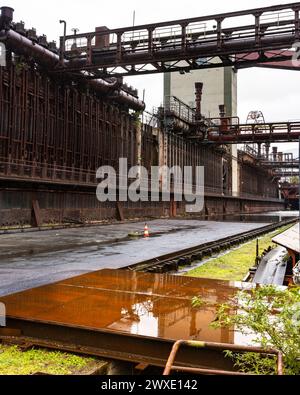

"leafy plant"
[224,351,278,375]
[211,285,300,375]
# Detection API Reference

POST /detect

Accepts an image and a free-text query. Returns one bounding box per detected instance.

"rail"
[163,340,283,375]
[163,96,197,125]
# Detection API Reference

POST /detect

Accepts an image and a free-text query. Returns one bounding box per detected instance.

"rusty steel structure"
[0,6,288,227]
[281,181,299,209]
[56,3,300,77]
[0,268,284,372]
[200,120,300,144]
[156,101,300,144]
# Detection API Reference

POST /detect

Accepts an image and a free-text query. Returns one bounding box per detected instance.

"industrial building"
[0,6,290,228]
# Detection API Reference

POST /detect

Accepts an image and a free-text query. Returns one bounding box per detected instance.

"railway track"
[124,218,297,274]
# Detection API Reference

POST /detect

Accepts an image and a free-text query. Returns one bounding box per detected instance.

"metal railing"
[163,340,283,375]
[200,121,300,144]
[163,96,197,125]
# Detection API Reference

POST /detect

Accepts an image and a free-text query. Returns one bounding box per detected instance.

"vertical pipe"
[195,82,203,121]
[181,23,187,50]
[135,113,142,168]
[59,20,67,64]
[294,9,300,40]
[216,18,223,49]
[87,35,93,65]
[148,28,154,55]
[254,13,261,46]
[117,32,123,62]
[265,143,270,160]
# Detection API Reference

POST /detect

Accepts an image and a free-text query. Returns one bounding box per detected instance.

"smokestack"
[195,82,203,120]
[219,105,229,132]
[0,7,14,30]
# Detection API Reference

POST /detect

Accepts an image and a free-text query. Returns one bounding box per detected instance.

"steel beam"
[0,321,235,371]
[54,3,300,77]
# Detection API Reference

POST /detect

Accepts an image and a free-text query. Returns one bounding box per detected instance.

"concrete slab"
[0,269,254,345]
[0,220,269,297]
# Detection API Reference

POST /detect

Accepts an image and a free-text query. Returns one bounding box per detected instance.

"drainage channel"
[124,218,297,275]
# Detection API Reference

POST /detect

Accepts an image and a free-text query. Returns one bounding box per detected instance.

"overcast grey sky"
[4,0,300,154]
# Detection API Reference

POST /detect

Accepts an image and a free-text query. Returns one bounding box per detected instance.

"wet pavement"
[0,269,255,345]
[0,219,269,296]
[0,219,207,260]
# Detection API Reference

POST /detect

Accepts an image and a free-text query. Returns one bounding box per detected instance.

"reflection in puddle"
[1,269,256,346]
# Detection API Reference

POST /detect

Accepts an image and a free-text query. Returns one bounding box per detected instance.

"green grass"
[0,345,103,375]
[185,225,292,282]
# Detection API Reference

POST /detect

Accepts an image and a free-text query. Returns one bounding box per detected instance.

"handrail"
[163,340,283,375]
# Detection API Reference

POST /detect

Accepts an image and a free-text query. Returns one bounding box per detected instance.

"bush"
[209,285,300,375]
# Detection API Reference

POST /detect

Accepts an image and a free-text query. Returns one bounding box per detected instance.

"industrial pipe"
[0,7,145,111]
[59,19,67,63]
[195,82,203,121]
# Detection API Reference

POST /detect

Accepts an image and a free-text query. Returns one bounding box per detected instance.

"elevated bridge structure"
[56,3,300,78]
[197,120,300,144]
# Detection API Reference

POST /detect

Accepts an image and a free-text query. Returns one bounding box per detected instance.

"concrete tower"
[164,67,239,196]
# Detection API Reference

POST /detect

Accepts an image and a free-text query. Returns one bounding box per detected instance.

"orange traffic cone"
[144,224,150,238]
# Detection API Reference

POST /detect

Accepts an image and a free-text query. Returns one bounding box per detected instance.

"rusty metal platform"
[0,269,255,370]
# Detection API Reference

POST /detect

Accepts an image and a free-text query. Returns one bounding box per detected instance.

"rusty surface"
[1,269,250,344]
[0,269,265,370]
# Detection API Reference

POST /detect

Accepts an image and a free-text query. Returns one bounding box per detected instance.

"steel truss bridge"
[57,3,300,78]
